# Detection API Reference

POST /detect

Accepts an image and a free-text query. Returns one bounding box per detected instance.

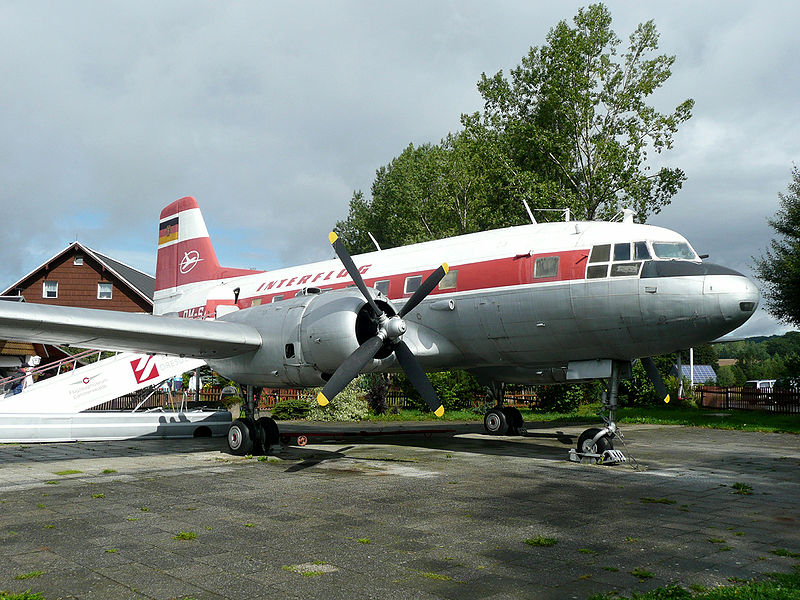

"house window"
[74,255,84,266]
[404,275,422,295]
[438,269,458,290]
[43,281,58,299]
[97,282,113,299]
[533,257,559,279]
[374,280,390,296]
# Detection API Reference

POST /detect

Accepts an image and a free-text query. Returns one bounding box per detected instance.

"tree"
[337,3,693,248]
[754,166,800,327]
[472,3,693,222]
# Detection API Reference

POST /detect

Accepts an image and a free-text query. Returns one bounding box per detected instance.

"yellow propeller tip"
[664,395,670,404]
[317,392,329,406]
[434,405,445,418]
[442,263,449,274]
[328,231,339,244]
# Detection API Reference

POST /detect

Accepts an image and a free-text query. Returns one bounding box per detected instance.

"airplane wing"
[0,301,262,359]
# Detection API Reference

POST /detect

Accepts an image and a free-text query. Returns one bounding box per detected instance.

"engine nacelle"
[208,288,394,387]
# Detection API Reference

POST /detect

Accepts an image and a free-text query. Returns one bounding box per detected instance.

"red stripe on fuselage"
[176,249,591,318]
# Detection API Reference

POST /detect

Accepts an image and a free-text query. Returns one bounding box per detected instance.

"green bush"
[364,373,389,415]
[396,370,482,411]
[306,378,369,421]
[535,384,584,413]
[271,397,311,420]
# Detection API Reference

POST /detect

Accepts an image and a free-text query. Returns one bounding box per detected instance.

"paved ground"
[1,421,798,600]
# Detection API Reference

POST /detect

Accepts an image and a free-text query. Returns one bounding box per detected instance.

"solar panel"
[679,364,717,384]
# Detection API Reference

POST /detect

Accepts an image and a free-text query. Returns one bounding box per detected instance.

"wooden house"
[1,241,154,313]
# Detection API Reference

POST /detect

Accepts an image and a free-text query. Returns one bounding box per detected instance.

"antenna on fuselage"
[521,199,537,224]
[532,208,571,222]
[367,232,382,251]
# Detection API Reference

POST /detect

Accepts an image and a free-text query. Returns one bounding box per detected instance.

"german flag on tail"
[158,217,179,245]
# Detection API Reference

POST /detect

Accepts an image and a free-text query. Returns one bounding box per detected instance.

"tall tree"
[754,166,800,327]
[473,3,693,221]
[337,3,693,251]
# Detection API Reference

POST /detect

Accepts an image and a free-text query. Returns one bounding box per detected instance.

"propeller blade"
[329,232,383,319]
[642,356,670,403]
[317,336,384,406]
[398,264,449,318]
[394,340,444,417]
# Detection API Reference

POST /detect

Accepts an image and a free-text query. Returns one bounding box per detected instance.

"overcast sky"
[1,1,797,337]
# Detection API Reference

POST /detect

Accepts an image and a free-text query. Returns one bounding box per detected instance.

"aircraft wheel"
[502,407,524,435]
[257,416,280,451]
[484,408,508,435]
[577,428,613,455]
[228,419,254,456]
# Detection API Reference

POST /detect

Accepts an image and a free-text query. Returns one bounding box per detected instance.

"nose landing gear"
[570,360,628,465]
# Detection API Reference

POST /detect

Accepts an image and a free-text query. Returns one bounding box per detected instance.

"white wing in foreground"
[0,301,262,358]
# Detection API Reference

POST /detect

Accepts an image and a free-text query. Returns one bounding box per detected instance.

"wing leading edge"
[0,301,262,359]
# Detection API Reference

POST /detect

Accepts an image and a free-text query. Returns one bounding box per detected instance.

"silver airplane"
[0,197,759,456]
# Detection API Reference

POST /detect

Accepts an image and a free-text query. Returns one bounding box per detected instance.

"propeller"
[641,356,670,403]
[316,232,448,417]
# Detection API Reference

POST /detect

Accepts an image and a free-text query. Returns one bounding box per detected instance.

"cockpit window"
[653,242,696,260]
[634,241,651,260]
[614,243,631,261]
[589,244,610,263]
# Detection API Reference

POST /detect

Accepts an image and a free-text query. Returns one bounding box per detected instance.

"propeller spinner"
[316,232,448,417]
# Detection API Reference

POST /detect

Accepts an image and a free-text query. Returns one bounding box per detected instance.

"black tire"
[257,416,280,451]
[228,419,254,455]
[502,407,524,434]
[484,408,509,435]
[577,428,613,455]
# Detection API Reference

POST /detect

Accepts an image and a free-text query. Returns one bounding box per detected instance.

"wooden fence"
[697,386,800,414]
[88,385,543,412]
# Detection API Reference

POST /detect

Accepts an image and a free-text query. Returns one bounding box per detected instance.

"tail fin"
[155,196,262,297]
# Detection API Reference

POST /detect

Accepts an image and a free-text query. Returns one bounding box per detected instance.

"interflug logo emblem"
[131,356,160,384]
[179,250,203,274]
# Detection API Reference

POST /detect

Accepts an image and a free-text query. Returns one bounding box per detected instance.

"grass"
[0,593,45,600]
[770,548,800,558]
[53,469,82,476]
[631,567,654,580]
[589,566,800,599]
[13,571,45,580]
[731,482,753,495]
[172,531,197,541]
[362,403,800,434]
[524,536,557,547]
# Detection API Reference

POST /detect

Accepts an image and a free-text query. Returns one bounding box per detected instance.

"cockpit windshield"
[652,242,696,260]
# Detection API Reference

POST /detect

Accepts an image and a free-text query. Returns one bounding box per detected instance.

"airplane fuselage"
[155,219,758,387]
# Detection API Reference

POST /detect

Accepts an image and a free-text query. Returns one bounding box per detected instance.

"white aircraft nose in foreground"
[0,197,758,456]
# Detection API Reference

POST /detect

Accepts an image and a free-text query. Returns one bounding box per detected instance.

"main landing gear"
[570,360,628,465]
[482,381,526,436]
[227,385,281,456]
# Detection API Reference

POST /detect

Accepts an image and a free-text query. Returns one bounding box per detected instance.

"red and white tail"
[154,197,261,314]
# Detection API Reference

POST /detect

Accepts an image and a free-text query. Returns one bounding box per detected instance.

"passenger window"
[614,243,631,261]
[589,245,610,263]
[438,270,458,290]
[587,265,608,279]
[374,280,390,296]
[634,242,651,260]
[404,275,422,294]
[610,263,641,277]
[534,256,559,279]
[272,295,284,303]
